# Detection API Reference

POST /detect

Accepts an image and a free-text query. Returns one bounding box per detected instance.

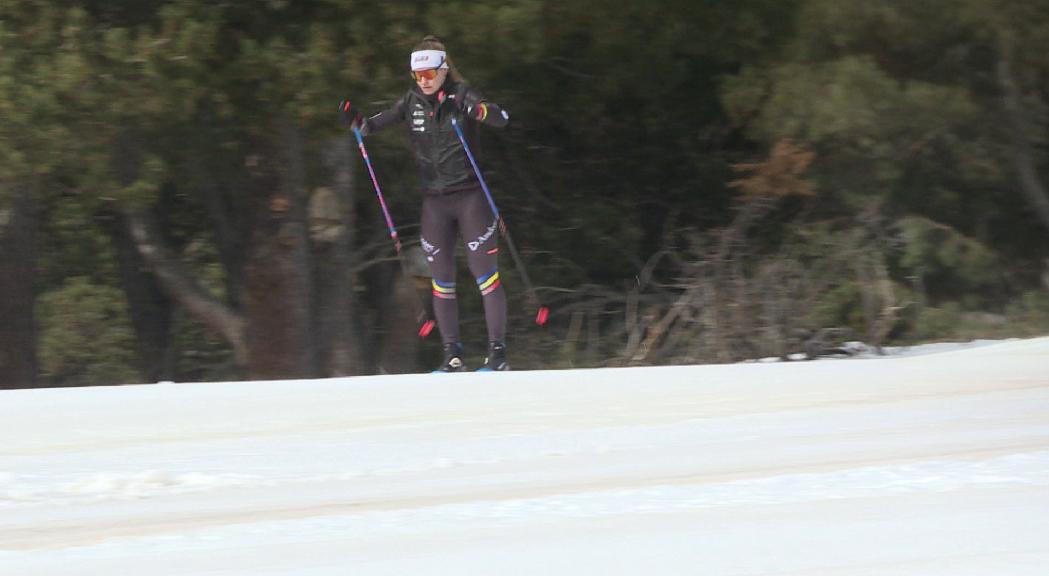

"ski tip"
[418,319,436,338]
[535,306,550,326]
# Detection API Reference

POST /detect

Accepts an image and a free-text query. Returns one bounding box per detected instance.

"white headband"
[410,49,449,71]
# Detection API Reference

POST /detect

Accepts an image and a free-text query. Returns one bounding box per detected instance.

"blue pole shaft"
[450,117,549,325]
[451,118,501,222]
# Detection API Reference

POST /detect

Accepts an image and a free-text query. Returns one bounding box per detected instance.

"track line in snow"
[3,444,1046,551]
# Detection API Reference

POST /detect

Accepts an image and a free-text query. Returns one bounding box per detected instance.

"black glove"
[458,90,481,119]
[458,90,492,122]
[338,100,363,128]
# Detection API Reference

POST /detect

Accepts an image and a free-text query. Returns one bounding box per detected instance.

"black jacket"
[362,80,509,194]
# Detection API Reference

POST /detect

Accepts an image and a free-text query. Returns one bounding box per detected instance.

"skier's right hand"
[338,100,363,129]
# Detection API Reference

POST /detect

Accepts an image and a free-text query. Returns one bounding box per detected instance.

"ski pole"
[450,117,550,326]
[353,126,400,252]
[352,125,436,338]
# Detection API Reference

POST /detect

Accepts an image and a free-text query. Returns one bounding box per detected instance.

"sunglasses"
[412,68,441,82]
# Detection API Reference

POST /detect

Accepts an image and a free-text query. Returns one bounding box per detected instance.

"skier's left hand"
[338,100,363,129]
[466,102,489,121]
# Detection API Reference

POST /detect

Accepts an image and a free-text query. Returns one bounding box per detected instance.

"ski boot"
[433,342,466,373]
[477,341,510,372]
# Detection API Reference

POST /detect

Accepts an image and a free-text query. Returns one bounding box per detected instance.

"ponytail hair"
[414,35,465,84]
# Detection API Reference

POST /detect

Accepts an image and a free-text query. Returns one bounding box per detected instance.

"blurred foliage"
[37,277,141,386]
[2,0,1048,384]
[897,216,1003,303]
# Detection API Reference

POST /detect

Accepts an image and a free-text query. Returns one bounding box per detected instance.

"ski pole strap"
[353,126,400,251]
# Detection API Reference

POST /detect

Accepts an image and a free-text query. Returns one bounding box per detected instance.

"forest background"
[2,0,1048,387]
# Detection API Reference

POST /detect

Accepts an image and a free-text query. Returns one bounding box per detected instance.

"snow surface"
[2,337,1048,575]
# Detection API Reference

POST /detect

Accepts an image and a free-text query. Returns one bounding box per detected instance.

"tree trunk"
[0,187,38,389]
[110,130,178,380]
[109,212,175,382]
[242,198,313,379]
[126,210,248,366]
[997,33,1049,234]
[376,272,424,374]
[242,119,313,380]
[313,134,361,376]
[198,165,245,310]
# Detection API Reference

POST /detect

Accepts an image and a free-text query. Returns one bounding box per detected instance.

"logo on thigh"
[421,236,441,262]
[467,220,498,252]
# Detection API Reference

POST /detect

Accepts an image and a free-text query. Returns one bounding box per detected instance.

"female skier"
[340,36,511,372]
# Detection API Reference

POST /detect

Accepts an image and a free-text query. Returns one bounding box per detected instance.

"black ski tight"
[421,187,507,345]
